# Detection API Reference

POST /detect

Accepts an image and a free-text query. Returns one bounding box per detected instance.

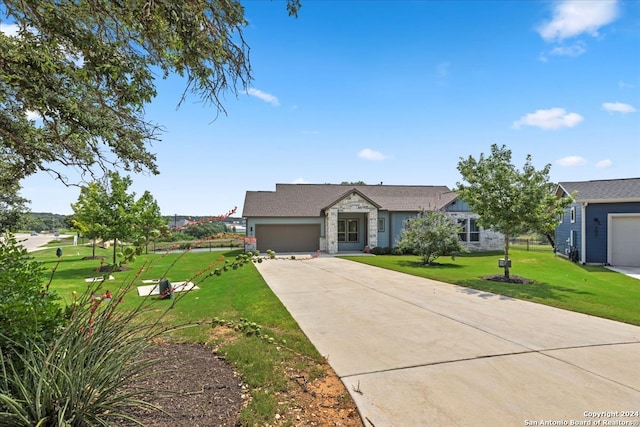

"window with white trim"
[570,206,576,223]
[378,218,385,232]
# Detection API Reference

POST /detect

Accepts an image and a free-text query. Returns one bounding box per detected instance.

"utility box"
[498,258,511,268]
[158,278,174,300]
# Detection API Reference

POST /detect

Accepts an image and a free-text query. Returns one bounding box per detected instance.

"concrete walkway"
[255,257,640,426]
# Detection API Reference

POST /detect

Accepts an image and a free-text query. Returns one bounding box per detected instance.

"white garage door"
[609,215,640,267]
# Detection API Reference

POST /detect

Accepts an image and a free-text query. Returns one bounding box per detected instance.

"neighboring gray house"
[555,178,640,267]
[242,184,502,254]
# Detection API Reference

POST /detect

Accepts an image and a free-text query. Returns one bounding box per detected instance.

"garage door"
[255,224,321,253]
[610,215,640,267]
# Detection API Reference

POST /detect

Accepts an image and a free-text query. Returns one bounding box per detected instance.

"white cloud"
[292,178,310,184]
[549,41,586,57]
[358,148,387,161]
[512,108,584,130]
[0,23,20,37]
[537,0,619,42]
[618,81,634,89]
[602,102,637,113]
[596,159,612,168]
[25,110,41,121]
[246,88,280,106]
[557,156,587,167]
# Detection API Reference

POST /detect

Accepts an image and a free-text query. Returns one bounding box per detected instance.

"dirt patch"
[270,365,363,426]
[119,342,363,427]
[483,274,534,284]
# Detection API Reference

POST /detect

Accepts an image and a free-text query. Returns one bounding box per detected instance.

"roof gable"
[323,188,381,210]
[557,178,640,203]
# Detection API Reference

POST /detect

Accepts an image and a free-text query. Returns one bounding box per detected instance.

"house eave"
[575,198,640,204]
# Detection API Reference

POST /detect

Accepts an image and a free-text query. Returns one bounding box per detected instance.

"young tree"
[133,191,167,254]
[456,144,572,279]
[71,182,107,258]
[0,0,300,188]
[397,210,468,265]
[99,172,137,266]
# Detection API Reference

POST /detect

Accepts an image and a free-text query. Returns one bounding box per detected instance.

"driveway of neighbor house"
[255,257,640,426]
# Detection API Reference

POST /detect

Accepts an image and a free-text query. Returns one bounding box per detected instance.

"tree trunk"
[112,238,117,265]
[504,233,510,279]
[92,239,96,258]
[543,232,555,249]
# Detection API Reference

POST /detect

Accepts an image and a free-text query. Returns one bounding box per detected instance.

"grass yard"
[30,243,328,425]
[342,250,640,326]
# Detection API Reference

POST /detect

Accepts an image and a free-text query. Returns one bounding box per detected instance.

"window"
[378,218,385,232]
[570,206,576,223]
[469,219,480,242]
[458,219,468,241]
[338,219,359,242]
[458,218,480,242]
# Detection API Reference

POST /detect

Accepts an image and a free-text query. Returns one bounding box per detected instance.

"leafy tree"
[133,191,167,254]
[71,181,107,258]
[0,188,28,233]
[0,154,29,232]
[456,144,572,279]
[396,210,468,265]
[97,172,138,266]
[0,0,300,188]
[72,173,166,265]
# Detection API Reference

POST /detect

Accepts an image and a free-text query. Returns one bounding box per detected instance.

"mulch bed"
[483,274,534,284]
[116,343,243,427]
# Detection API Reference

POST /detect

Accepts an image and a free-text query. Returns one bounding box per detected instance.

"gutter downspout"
[581,202,588,264]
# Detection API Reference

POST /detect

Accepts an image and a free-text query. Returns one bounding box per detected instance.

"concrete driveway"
[255,257,640,426]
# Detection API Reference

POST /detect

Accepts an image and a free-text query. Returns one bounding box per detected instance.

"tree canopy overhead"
[0,0,300,186]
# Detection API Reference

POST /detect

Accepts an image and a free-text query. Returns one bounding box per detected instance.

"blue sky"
[15,0,640,216]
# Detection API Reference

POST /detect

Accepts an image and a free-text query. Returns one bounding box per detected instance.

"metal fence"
[509,238,553,252]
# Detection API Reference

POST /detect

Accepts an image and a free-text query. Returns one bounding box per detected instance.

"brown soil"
[118,342,364,427]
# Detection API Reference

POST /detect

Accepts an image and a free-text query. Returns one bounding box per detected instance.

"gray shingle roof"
[242,184,458,217]
[558,178,640,202]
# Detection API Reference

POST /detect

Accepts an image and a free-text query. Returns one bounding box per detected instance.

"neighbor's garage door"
[255,224,320,253]
[610,215,640,267]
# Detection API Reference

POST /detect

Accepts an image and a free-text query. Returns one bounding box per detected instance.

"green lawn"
[342,250,640,326]
[30,244,323,425]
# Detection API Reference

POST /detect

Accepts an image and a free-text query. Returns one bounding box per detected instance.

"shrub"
[0,281,162,426]
[371,246,384,255]
[0,235,66,354]
[397,210,468,265]
[0,248,259,426]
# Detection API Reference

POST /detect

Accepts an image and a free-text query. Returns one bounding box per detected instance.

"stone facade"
[325,193,378,254]
[445,211,503,252]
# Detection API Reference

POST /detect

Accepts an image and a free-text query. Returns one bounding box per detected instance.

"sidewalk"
[255,257,640,426]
